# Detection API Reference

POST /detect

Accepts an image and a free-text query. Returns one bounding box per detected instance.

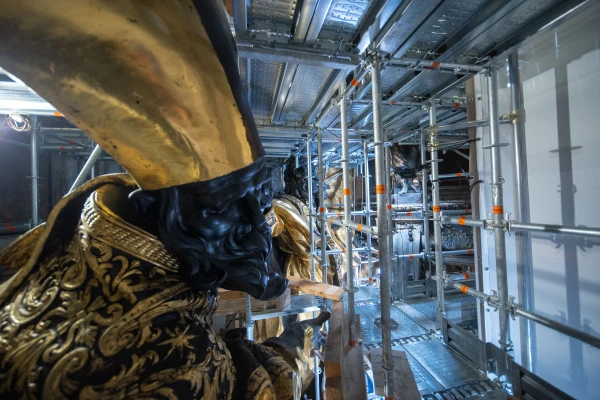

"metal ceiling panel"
[318,0,371,42]
[380,66,412,94]
[456,0,565,63]
[248,0,297,31]
[405,70,458,98]
[247,59,284,120]
[401,0,487,59]
[377,0,445,55]
[280,64,335,123]
[319,103,342,128]
[386,108,427,131]
[385,0,573,111]
[380,103,415,124]
[239,57,249,99]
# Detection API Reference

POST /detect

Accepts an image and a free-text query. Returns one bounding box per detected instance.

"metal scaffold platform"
[349,294,505,399]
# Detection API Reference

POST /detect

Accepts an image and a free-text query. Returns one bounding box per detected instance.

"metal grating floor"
[353,300,427,345]
[342,285,380,302]
[353,295,503,399]
[402,340,483,389]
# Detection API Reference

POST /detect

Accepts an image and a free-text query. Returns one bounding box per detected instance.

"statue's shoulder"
[0,174,137,302]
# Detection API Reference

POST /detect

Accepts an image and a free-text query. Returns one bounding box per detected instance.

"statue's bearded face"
[138,160,288,300]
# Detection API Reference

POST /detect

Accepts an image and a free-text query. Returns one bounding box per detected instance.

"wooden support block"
[287,275,344,301]
[215,288,290,316]
[369,348,420,400]
[341,302,367,400]
[341,345,367,400]
[325,377,342,400]
[324,301,344,379]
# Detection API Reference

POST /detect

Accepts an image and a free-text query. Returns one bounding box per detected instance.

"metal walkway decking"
[348,289,506,399]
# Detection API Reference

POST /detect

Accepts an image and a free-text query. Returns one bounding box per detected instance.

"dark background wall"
[0,124,123,226]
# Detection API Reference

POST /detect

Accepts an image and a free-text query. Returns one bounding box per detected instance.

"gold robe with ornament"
[0,176,309,400]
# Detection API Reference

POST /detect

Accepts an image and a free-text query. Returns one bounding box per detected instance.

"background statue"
[390,145,421,194]
[273,156,340,285]
[0,1,328,398]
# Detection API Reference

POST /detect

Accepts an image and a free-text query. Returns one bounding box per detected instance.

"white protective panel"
[475,3,600,398]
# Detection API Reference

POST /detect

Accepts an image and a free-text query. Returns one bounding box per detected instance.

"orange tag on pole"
[342,249,346,253]
[458,216,467,225]
[53,111,63,117]
[463,273,470,280]
[493,206,504,215]
[409,254,414,260]
[319,207,325,213]
[387,204,392,210]
[337,212,342,216]
[468,249,473,254]
[375,185,385,194]
[329,218,334,224]
[357,224,363,232]
[456,172,463,177]
[432,206,441,212]
[460,285,469,293]
[407,212,412,217]
[431,62,441,68]
[343,188,351,196]
[351,79,359,87]
[453,102,461,109]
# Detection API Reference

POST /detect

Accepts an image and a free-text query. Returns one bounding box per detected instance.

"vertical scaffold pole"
[340,88,357,345]
[487,67,512,350]
[429,102,446,318]
[306,135,321,400]
[363,140,373,281]
[30,116,39,226]
[420,131,430,277]
[371,55,394,398]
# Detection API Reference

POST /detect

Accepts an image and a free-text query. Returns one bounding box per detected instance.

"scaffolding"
[1,2,599,398]
[298,52,600,398]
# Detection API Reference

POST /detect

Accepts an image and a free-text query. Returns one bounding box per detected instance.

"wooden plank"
[369,349,420,400]
[218,289,246,301]
[324,301,344,379]
[287,275,343,301]
[215,288,290,316]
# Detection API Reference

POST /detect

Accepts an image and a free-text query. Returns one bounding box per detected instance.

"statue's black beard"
[130,160,287,301]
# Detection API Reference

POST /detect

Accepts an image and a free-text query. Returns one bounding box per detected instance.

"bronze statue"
[0,1,328,398]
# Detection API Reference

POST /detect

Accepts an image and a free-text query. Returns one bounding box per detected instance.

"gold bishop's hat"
[0,0,264,190]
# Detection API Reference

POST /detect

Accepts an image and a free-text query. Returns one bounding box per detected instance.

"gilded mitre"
[0,0,264,189]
